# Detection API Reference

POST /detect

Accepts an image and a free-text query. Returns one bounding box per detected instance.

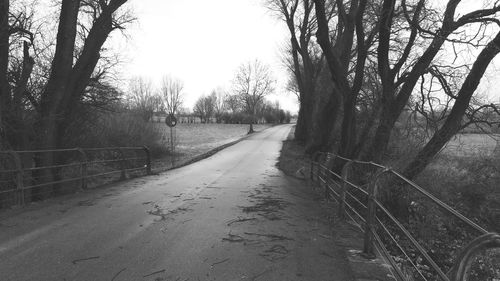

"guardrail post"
[143,146,151,174]
[76,148,88,190]
[118,148,126,180]
[324,154,334,200]
[8,151,24,206]
[338,161,351,221]
[363,171,380,259]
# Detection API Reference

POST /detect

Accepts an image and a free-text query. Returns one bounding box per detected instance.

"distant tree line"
[192,59,291,131]
[126,60,292,129]
[126,75,184,122]
[192,90,291,125]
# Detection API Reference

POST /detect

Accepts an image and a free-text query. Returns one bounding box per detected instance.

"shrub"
[67,110,170,158]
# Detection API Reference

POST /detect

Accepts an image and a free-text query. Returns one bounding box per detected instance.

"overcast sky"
[109,0,500,114]
[111,0,298,113]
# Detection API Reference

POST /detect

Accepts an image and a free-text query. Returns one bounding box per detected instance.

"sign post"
[165,113,177,167]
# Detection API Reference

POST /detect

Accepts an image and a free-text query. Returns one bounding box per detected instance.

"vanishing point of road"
[0,124,354,281]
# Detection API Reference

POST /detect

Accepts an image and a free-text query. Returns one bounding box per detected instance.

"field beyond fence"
[151,123,272,170]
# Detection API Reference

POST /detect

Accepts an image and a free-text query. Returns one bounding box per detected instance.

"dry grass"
[151,123,272,171]
[152,123,271,156]
[383,131,500,232]
[442,133,499,157]
[276,126,310,180]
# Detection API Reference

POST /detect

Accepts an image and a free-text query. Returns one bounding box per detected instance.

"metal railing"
[310,152,499,281]
[0,146,151,208]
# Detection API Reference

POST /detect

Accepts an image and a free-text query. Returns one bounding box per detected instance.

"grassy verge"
[153,123,273,172]
[277,126,311,179]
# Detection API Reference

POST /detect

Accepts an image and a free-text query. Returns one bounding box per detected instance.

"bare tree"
[233,59,275,133]
[313,0,376,159]
[266,0,325,146]
[403,30,500,179]
[193,97,205,123]
[0,0,35,150]
[193,94,216,123]
[161,75,184,116]
[204,94,216,123]
[31,0,131,199]
[225,94,242,114]
[211,88,227,123]
[361,0,500,166]
[307,0,500,179]
[0,0,133,200]
[128,77,161,122]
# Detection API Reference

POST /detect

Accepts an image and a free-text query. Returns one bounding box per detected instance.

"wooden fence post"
[9,151,24,206]
[76,148,88,190]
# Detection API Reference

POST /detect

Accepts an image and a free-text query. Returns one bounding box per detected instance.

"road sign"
[165,114,177,127]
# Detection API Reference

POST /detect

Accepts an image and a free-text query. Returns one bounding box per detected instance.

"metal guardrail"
[310,152,499,281]
[0,146,151,207]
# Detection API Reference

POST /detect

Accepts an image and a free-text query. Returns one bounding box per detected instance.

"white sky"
[112,0,299,113]
[34,0,500,111]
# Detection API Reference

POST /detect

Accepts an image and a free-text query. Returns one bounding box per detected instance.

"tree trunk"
[290,56,313,144]
[0,0,9,149]
[10,42,34,150]
[283,3,318,146]
[248,106,256,134]
[35,0,80,200]
[361,100,399,162]
[294,100,307,142]
[337,95,357,159]
[311,0,367,156]
[353,102,381,157]
[295,88,314,144]
[403,30,500,179]
[306,88,341,153]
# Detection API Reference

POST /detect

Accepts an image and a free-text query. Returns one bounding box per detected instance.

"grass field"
[442,133,500,156]
[151,123,273,171]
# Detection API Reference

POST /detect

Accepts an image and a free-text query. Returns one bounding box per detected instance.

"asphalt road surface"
[0,124,354,281]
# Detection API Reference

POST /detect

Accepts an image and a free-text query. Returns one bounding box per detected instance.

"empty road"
[0,124,354,281]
